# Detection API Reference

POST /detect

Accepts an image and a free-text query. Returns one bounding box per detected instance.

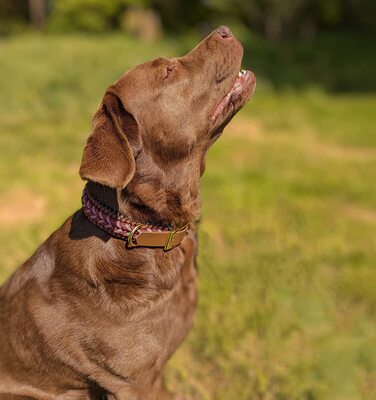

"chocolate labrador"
[0,26,255,399]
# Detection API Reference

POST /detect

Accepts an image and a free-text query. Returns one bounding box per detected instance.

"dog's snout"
[217,26,232,39]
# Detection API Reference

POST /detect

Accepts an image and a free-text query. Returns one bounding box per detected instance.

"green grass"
[0,33,376,400]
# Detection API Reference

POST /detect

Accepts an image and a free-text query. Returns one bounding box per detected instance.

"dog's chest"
[93,239,198,383]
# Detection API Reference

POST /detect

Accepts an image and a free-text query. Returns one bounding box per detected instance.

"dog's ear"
[79,92,138,189]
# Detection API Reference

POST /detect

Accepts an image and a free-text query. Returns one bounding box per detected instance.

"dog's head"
[80,26,256,190]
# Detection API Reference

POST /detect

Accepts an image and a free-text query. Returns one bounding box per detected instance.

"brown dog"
[0,26,255,399]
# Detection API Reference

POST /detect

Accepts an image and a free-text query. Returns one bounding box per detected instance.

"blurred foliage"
[49,0,145,32]
[1,0,375,93]
[242,33,376,93]
[0,0,29,34]
[0,0,375,37]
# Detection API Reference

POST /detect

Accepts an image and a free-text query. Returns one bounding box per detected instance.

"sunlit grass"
[0,33,375,400]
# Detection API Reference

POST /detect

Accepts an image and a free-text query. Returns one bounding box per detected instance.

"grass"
[0,32,375,400]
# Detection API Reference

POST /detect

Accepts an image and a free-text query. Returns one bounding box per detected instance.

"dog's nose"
[217,26,232,39]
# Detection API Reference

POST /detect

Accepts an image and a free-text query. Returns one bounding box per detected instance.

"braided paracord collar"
[82,187,173,243]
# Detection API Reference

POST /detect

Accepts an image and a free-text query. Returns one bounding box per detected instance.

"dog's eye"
[165,66,175,79]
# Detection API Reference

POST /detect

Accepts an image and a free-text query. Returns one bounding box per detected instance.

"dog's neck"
[86,153,202,228]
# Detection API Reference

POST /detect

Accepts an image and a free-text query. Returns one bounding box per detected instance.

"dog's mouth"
[210,69,256,122]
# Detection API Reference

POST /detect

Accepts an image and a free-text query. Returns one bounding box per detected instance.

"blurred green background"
[0,1,376,399]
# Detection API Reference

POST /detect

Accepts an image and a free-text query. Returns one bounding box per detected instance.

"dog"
[0,26,256,399]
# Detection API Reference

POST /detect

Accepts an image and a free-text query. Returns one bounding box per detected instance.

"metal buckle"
[164,224,188,251]
[127,224,143,248]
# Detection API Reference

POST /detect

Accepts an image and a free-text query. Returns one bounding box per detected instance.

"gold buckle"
[164,224,188,251]
[127,224,143,248]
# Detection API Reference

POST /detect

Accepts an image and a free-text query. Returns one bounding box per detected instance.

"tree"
[28,0,47,28]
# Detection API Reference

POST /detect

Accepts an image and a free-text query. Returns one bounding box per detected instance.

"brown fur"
[0,27,250,399]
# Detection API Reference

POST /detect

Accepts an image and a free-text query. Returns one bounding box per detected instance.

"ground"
[0,33,375,400]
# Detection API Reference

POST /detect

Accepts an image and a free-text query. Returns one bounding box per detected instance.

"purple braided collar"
[82,187,172,241]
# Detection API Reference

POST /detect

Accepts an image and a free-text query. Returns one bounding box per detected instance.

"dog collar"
[82,187,188,250]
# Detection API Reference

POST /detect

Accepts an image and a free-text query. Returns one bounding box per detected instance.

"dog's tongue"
[211,70,256,121]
